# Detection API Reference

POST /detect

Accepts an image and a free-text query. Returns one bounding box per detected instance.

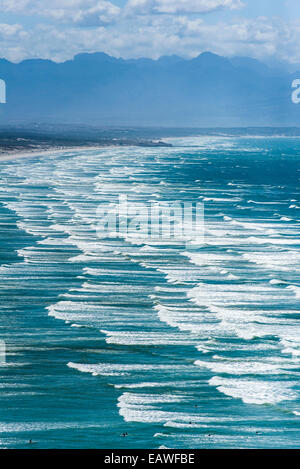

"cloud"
[0,23,24,37]
[0,1,30,13]
[37,1,121,26]
[1,14,300,66]
[125,0,244,15]
[0,2,300,66]
[0,1,121,26]
[0,0,244,24]
[0,23,29,62]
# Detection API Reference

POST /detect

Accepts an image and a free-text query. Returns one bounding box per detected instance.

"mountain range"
[0,51,299,126]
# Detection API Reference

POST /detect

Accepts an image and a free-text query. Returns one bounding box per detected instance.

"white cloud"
[0,1,30,13]
[0,2,300,66]
[0,1,121,26]
[1,15,300,66]
[38,1,121,25]
[0,0,244,24]
[125,0,244,15]
[0,23,23,37]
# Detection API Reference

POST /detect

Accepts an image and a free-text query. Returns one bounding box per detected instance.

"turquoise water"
[0,136,299,449]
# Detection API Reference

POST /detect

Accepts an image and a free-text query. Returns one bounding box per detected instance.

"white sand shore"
[0,145,110,162]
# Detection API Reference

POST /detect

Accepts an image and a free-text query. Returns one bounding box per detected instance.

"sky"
[0,0,300,63]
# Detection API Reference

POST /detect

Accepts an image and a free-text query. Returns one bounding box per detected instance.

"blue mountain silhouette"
[0,51,299,126]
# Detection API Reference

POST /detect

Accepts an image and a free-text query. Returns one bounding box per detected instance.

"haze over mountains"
[0,51,299,127]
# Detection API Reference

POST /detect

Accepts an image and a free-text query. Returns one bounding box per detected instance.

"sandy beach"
[0,145,111,162]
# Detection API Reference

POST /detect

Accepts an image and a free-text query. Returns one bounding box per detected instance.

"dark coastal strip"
[0,126,172,157]
[4,124,300,157]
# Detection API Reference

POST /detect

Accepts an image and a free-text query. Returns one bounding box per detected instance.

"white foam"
[68,362,188,376]
[100,329,196,346]
[209,377,298,405]
[287,286,300,299]
[195,357,299,376]
[118,392,191,423]
[114,380,202,389]
[243,252,300,271]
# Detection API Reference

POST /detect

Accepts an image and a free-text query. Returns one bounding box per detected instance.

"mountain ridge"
[0,51,299,126]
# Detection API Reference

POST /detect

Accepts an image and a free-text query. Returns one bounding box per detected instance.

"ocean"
[0,136,299,449]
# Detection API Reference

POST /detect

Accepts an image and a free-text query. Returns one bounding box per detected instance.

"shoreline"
[0,138,172,163]
[0,145,115,162]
